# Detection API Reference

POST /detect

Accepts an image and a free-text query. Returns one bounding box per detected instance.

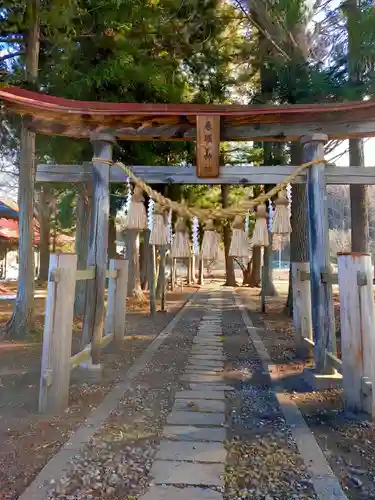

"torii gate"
[2,85,375,401]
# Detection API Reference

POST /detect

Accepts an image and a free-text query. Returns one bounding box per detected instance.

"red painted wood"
[1,86,375,122]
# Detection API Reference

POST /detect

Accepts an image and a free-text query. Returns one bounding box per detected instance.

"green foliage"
[57,189,76,230]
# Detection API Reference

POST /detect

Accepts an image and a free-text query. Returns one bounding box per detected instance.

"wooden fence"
[292,253,375,418]
[39,253,129,413]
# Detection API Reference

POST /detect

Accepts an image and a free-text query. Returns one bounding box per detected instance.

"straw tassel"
[229,215,249,257]
[150,204,168,246]
[171,216,191,258]
[125,186,147,230]
[252,204,269,247]
[272,189,291,235]
[201,219,219,260]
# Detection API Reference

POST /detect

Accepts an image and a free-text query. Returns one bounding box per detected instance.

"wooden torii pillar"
[303,134,337,380]
[82,133,114,366]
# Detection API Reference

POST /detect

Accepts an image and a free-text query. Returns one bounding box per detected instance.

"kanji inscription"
[196,115,220,178]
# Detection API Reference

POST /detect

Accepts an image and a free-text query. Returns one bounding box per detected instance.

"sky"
[326,139,375,167]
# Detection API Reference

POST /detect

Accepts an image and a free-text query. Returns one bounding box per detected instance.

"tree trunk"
[5,0,40,338]
[155,246,166,298]
[74,184,91,316]
[198,257,204,285]
[286,144,309,315]
[242,258,252,286]
[260,141,277,296]
[37,185,51,282]
[249,246,261,287]
[262,237,277,295]
[221,185,236,286]
[140,232,149,290]
[108,213,117,259]
[349,140,369,252]
[346,0,369,253]
[125,229,144,299]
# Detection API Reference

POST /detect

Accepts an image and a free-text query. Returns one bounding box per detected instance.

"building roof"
[1,86,375,142]
[0,217,74,246]
[0,199,20,220]
[0,218,39,244]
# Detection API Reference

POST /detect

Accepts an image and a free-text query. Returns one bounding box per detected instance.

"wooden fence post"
[338,252,375,417]
[39,253,77,413]
[292,262,313,357]
[105,259,129,345]
[303,133,336,372]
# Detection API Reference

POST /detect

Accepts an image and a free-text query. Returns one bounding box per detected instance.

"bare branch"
[0,37,24,44]
[232,0,292,61]
[0,51,24,63]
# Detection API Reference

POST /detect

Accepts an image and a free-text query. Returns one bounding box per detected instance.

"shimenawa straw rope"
[92,157,326,221]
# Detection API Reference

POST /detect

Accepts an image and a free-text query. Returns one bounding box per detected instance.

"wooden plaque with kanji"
[196,115,220,178]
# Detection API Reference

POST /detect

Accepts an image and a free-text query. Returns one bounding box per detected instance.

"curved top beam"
[2,86,375,142]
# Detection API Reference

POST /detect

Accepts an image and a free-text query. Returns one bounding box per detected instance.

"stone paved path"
[141,292,227,499]
[139,286,348,500]
[21,284,349,500]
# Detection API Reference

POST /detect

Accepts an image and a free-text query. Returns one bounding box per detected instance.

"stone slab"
[197,329,222,333]
[193,346,223,352]
[196,336,222,340]
[151,460,224,486]
[190,354,225,361]
[140,486,223,500]
[192,344,223,350]
[196,340,222,343]
[194,341,222,345]
[195,336,222,340]
[188,360,224,368]
[167,410,224,426]
[182,374,225,383]
[163,426,226,442]
[184,367,223,375]
[303,367,343,390]
[176,390,225,400]
[174,398,225,413]
[197,334,223,338]
[155,440,226,462]
[197,329,222,332]
[189,384,234,392]
[191,347,223,354]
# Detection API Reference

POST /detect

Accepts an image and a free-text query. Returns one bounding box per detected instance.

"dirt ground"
[0,284,198,499]
[238,285,375,500]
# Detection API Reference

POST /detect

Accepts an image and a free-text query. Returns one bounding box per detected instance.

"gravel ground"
[238,287,375,500]
[0,289,196,499]
[221,291,317,500]
[46,298,205,499]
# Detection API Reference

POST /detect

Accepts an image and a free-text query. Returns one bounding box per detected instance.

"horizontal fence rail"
[36,163,375,185]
